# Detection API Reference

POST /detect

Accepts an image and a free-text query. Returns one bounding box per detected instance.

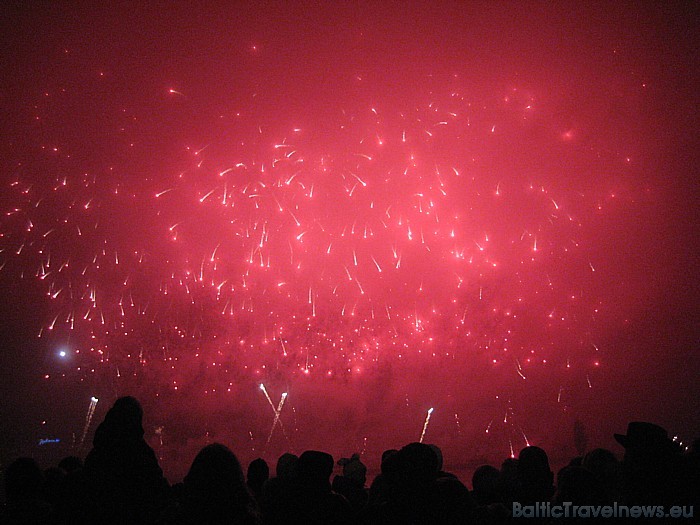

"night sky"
[1,2,698,480]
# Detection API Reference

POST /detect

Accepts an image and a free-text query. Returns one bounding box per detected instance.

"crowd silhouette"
[1,397,697,524]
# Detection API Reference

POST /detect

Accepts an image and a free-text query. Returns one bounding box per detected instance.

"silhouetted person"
[472,465,500,507]
[365,442,470,525]
[548,466,610,524]
[471,464,509,524]
[57,456,82,475]
[246,458,269,503]
[77,396,169,524]
[614,421,683,506]
[1,457,52,524]
[431,445,473,524]
[41,466,66,516]
[51,455,83,523]
[164,443,260,524]
[275,452,298,479]
[332,454,368,514]
[377,443,439,519]
[366,448,398,509]
[553,466,608,506]
[281,450,351,525]
[259,453,298,525]
[515,446,554,505]
[582,448,620,503]
[497,457,519,505]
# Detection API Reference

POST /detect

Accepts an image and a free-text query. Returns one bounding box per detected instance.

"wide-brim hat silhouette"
[614,422,672,449]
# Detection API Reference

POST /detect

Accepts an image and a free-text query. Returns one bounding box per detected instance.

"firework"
[1,73,619,454]
[1,0,695,471]
[266,392,288,445]
[78,396,98,450]
[419,407,434,443]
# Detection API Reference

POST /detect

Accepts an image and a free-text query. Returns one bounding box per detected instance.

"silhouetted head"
[297,450,334,488]
[93,396,145,447]
[338,453,367,486]
[614,422,677,456]
[582,448,620,501]
[498,457,520,502]
[58,455,83,473]
[583,448,618,477]
[517,446,554,502]
[427,444,444,471]
[185,443,247,503]
[500,457,518,477]
[5,457,44,503]
[384,442,439,488]
[615,422,682,505]
[380,449,398,473]
[247,457,269,492]
[518,446,551,481]
[276,452,298,479]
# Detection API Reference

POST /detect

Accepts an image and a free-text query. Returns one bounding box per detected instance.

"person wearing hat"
[614,422,681,506]
[614,422,676,452]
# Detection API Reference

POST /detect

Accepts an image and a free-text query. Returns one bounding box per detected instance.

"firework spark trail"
[260,384,289,443]
[259,383,276,410]
[266,392,288,445]
[79,396,98,450]
[419,407,434,443]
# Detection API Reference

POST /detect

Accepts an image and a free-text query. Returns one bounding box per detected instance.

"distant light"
[91,396,98,402]
[58,350,67,358]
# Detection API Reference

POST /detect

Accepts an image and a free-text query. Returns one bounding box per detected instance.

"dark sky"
[0,1,698,478]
